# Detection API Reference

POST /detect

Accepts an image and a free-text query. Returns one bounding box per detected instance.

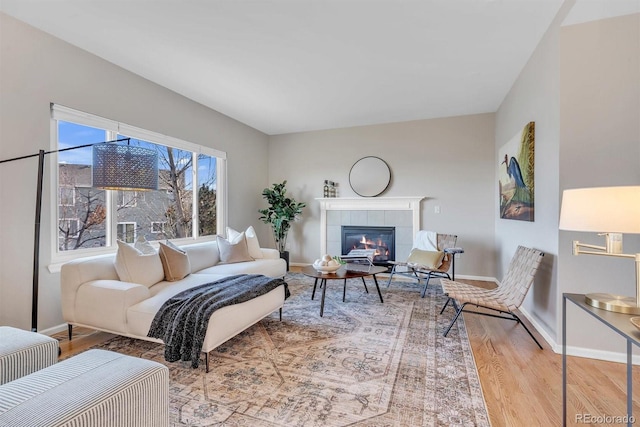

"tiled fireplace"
[316,197,424,262]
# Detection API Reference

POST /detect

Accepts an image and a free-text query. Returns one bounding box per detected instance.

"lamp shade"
[559,186,640,233]
[92,144,158,191]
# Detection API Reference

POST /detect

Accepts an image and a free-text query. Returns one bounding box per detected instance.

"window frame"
[49,104,227,266]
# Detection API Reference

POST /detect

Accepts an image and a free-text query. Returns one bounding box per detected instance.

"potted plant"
[258,181,306,270]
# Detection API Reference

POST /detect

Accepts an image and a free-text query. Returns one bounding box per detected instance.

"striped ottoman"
[0,326,58,385]
[0,349,169,427]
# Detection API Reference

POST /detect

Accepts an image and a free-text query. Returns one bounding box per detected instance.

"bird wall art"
[499,122,535,221]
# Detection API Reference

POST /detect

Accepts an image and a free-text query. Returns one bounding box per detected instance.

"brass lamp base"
[585,293,640,315]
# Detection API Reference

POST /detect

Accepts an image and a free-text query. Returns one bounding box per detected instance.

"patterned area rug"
[92,273,490,426]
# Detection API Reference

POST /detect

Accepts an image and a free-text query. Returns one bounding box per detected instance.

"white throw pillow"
[227,226,263,259]
[134,235,156,255]
[217,233,253,264]
[114,240,165,287]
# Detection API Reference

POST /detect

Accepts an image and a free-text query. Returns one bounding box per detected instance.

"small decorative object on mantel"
[322,180,339,198]
[259,181,306,271]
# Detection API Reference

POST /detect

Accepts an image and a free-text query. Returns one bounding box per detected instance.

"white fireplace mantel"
[316,197,424,255]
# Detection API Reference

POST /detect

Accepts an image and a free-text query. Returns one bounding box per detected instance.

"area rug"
[91,273,490,426]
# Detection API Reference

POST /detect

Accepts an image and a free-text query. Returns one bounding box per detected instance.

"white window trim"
[117,222,137,243]
[151,221,166,233]
[48,104,227,268]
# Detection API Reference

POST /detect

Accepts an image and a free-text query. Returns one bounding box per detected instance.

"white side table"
[0,326,59,384]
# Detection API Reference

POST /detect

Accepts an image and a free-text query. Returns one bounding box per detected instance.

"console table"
[563,293,640,427]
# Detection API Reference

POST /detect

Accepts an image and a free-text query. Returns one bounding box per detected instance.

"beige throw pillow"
[159,241,191,281]
[217,233,253,264]
[407,249,445,269]
[227,226,262,259]
[114,240,165,287]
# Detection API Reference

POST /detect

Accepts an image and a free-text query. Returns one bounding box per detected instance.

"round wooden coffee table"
[301,264,387,316]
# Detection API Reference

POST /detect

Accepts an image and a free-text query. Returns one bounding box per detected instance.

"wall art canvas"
[499,121,535,221]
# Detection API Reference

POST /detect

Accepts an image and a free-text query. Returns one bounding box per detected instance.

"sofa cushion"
[114,240,165,287]
[227,226,263,259]
[217,233,253,264]
[158,241,191,282]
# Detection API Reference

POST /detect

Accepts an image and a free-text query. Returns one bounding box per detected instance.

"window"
[117,191,138,208]
[151,222,166,234]
[117,222,137,243]
[59,187,75,206]
[52,104,226,258]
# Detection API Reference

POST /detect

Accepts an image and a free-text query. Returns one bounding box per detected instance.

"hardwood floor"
[54,274,639,427]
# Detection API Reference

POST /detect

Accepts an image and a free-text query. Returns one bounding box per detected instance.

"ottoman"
[0,349,170,427]
[0,326,58,385]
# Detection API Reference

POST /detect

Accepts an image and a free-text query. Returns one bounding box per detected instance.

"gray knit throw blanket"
[147,274,289,368]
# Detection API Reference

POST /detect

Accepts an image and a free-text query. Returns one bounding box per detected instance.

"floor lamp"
[559,186,640,314]
[0,138,158,332]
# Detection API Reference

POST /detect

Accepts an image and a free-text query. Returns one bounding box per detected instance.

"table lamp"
[559,186,640,314]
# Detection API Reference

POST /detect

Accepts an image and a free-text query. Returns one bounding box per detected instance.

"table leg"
[312,278,318,300]
[372,274,384,303]
[627,340,633,427]
[361,277,369,293]
[562,295,567,427]
[343,279,347,302]
[320,279,327,317]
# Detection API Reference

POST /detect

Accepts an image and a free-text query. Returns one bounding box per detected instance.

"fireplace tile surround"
[316,197,424,262]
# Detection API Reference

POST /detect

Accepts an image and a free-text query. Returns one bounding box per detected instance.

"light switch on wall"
[434,206,441,214]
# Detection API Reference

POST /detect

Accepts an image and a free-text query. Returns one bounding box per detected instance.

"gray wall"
[496,2,640,355]
[267,113,497,279]
[0,13,270,331]
[494,1,575,342]
[558,13,640,352]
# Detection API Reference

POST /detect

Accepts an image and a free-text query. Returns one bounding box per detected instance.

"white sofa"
[61,239,287,369]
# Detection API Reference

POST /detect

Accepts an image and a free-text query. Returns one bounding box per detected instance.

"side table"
[0,326,59,385]
[563,293,639,426]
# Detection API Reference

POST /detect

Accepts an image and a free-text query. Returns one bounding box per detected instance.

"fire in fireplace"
[341,226,395,265]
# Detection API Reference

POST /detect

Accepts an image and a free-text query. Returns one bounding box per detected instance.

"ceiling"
[1,1,638,135]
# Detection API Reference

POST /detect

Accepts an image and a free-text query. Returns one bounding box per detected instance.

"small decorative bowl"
[313,263,341,274]
[630,317,640,331]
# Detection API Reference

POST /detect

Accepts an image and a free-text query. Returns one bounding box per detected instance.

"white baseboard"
[39,323,68,337]
[519,306,640,365]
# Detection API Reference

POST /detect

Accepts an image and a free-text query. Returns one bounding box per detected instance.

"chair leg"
[386,265,397,287]
[68,324,73,341]
[420,272,433,298]
[440,297,452,314]
[443,303,468,337]
[511,312,543,349]
[279,307,282,321]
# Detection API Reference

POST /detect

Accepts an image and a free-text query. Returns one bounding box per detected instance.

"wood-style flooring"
[55,274,639,427]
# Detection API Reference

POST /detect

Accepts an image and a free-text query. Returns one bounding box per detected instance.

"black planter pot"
[279,251,290,271]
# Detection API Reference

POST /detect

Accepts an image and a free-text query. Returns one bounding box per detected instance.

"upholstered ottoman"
[0,326,58,385]
[0,349,169,427]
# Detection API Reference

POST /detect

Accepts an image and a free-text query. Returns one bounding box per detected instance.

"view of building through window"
[56,118,219,253]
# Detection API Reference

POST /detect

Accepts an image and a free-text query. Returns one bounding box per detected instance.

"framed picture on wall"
[498,121,535,221]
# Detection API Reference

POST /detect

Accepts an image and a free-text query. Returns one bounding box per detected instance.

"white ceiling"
[1,0,638,135]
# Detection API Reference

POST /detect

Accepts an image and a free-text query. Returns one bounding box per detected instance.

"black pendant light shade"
[92,144,158,191]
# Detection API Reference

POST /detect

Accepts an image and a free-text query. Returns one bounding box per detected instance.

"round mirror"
[349,156,391,197]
